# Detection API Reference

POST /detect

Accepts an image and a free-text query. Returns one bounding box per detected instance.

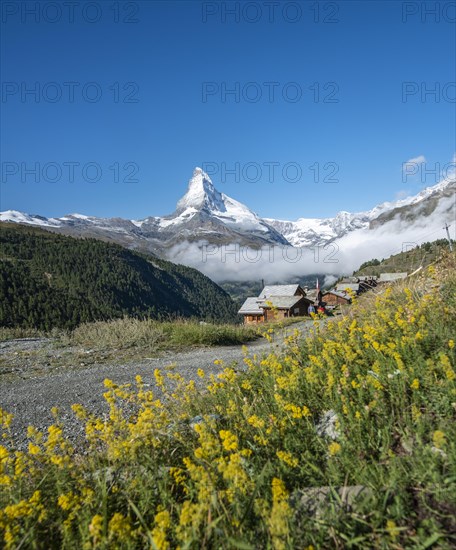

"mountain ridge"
[1,167,455,266]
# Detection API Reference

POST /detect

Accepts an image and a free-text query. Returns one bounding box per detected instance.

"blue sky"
[1,0,455,220]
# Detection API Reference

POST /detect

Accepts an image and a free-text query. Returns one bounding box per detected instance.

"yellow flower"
[248,415,265,429]
[3,491,42,521]
[283,403,311,419]
[271,477,288,501]
[152,510,171,550]
[241,380,252,390]
[58,492,76,511]
[411,404,422,421]
[276,450,298,468]
[268,478,291,548]
[410,379,420,390]
[71,403,87,420]
[197,368,205,378]
[219,430,238,451]
[154,369,165,389]
[108,512,132,542]
[28,443,41,455]
[89,514,104,541]
[0,408,13,429]
[449,339,455,349]
[328,442,341,456]
[386,519,399,540]
[254,435,268,446]
[433,430,446,449]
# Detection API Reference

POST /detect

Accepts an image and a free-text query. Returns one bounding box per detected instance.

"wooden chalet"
[335,282,360,294]
[238,297,264,324]
[258,295,312,321]
[321,290,352,306]
[358,277,378,292]
[238,284,312,324]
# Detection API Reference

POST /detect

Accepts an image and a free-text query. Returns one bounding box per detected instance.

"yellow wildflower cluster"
[268,478,291,550]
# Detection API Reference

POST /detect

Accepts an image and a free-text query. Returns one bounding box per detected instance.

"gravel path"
[1,322,312,449]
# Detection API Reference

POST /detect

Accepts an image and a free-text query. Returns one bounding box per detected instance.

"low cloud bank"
[165,192,455,283]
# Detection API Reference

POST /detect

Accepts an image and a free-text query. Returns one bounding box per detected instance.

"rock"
[315,410,340,440]
[189,414,221,430]
[430,446,447,458]
[291,485,371,516]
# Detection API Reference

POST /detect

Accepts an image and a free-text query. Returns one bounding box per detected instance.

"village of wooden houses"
[238,272,408,324]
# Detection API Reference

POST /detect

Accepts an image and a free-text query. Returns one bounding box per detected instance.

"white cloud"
[323,275,338,288]
[165,189,455,283]
[402,155,426,173]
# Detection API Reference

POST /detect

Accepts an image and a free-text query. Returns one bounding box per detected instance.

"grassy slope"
[355,238,453,277]
[1,253,455,548]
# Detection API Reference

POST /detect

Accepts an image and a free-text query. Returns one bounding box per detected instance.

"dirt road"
[1,322,312,449]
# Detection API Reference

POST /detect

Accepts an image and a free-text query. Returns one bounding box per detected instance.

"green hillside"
[354,238,454,277]
[0,223,239,330]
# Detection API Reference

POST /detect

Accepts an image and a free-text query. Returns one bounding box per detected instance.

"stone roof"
[238,297,264,315]
[358,275,378,281]
[305,289,319,301]
[322,290,352,301]
[335,283,359,292]
[259,284,302,298]
[258,295,307,309]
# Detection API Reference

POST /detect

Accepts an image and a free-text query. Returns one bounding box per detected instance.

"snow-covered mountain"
[265,211,370,247]
[265,177,455,247]
[149,168,288,246]
[0,168,288,254]
[1,167,455,267]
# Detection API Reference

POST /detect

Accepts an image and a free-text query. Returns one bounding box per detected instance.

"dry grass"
[68,317,260,351]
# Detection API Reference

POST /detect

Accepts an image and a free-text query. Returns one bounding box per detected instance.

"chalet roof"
[238,297,264,315]
[335,283,359,292]
[322,290,352,301]
[305,289,319,301]
[378,272,408,282]
[259,284,302,298]
[258,295,308,309]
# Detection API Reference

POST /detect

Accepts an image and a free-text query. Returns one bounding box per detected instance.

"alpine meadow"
[1,1,455,549]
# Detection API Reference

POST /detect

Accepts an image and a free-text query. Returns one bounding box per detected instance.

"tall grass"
[69,317,259,350]
[1,253,455,548]
[0,327,51,342]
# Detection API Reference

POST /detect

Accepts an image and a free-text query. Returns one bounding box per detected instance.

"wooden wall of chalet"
[294,301,310,316]
[322,293,350,305]
[263,302,309,321]
[264,309,287,322]
[243,314,264,324]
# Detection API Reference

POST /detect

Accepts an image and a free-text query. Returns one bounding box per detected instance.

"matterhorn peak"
[176,167,227,213]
